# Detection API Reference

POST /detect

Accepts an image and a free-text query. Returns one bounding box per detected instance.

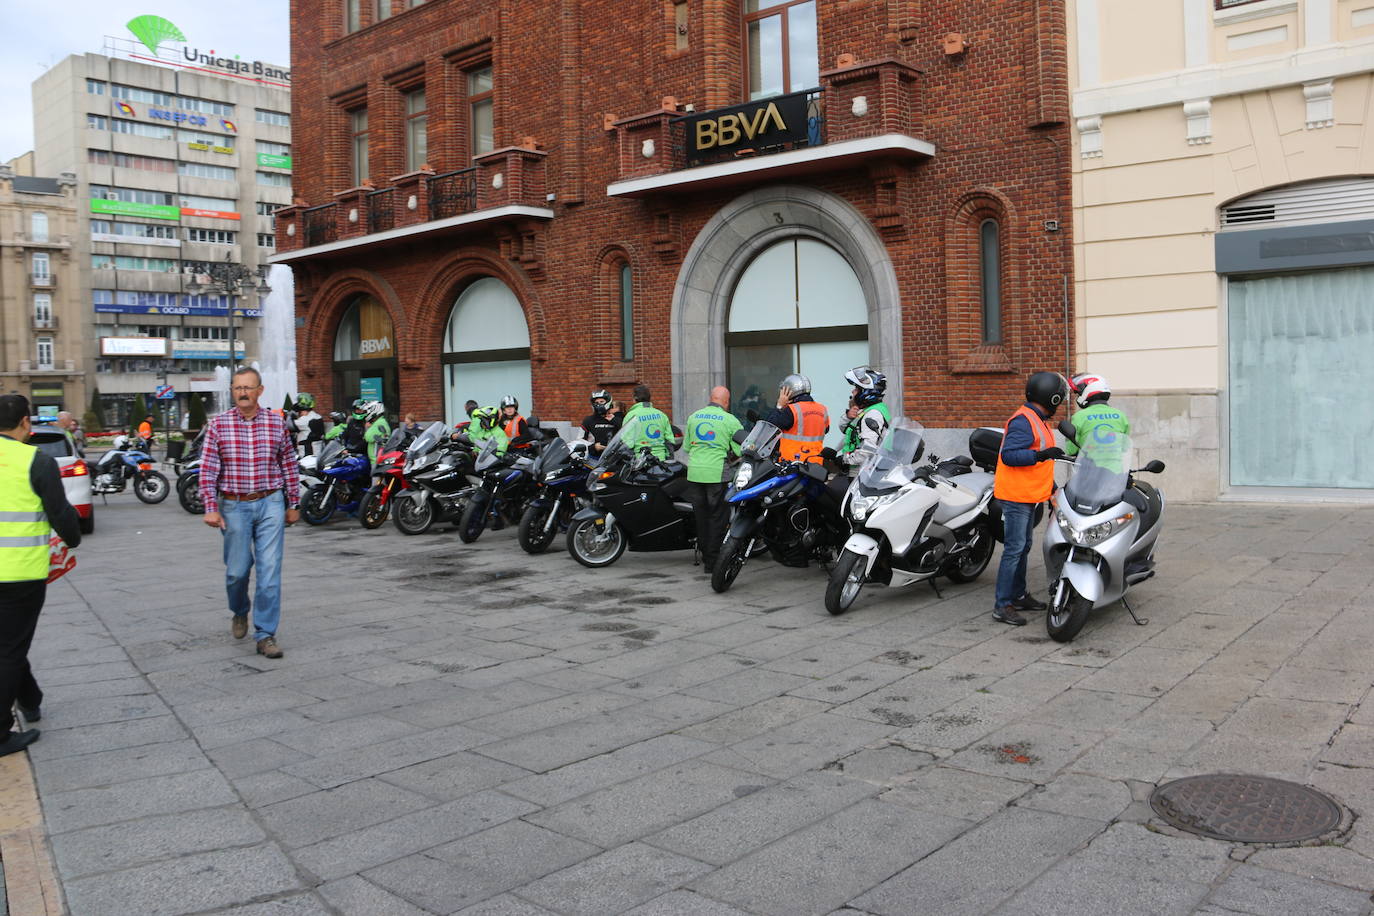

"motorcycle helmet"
[112,434,129,450]
[295,393,316,410]
[844,366,887,408]
[499,394,519,411]
[472,406,499,431]
[329,410,347,425]
[350,398,367,419]
[1070,373,1111,409]
[361,401,386,423]
[779,373,812,400]
[1025,371,1069,416]
[590,388,610,415]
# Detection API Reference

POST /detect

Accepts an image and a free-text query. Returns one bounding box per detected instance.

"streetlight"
[186,252,272,411]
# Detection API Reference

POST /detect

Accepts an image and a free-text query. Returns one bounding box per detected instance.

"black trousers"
[0,579,46,733]
[688,482,730,566]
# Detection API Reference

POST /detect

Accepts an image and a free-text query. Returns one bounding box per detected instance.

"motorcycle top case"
[968,427,1003,472]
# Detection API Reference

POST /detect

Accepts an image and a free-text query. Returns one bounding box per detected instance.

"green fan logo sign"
[127,15,186,55]
[124,14,291,82]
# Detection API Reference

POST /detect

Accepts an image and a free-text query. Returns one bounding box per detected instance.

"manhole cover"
[1150,774,1343,844]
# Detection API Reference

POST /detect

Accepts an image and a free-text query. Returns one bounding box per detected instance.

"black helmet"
[1025,372,1068,416]
[844,366,886,408]
[500,394,519,411]
[329,410,347,424]
[590,388,610,415]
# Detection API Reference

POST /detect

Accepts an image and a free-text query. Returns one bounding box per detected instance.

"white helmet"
[112,434,130,450]
[361,400,386,423]
[1071,373,1111,409]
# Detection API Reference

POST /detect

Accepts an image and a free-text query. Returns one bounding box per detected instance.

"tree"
[82,385,102,433]
[188,392,207,432]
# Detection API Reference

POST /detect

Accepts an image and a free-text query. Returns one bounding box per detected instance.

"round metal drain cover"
[1150,774,1343,844]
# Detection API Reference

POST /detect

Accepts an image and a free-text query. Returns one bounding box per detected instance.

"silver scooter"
[1042,432,1165,642]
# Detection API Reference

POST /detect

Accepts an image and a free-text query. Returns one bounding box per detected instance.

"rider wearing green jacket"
[360,401,391,465]
[838,367,891,474]
[685,386,743,572]
[621,384,674,461]
[466,406,510,456]
[1062,373,1130,459]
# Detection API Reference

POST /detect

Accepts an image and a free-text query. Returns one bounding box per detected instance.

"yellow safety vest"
[0,437,49,582]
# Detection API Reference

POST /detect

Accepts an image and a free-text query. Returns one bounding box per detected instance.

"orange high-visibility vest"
[504,415,530,449]
[993,405,1056,503]
[779,401,829,464]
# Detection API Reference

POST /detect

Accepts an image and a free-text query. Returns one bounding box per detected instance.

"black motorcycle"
[393,422,477,536]
[458,427,544,544]
[711,422,850,593]
[565,429,695,568]
[518,436,592,554]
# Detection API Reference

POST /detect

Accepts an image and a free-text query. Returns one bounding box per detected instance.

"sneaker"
[232,615,249,639]
[1012,593,1047,612]
[992,606,1027,626]
[18,704,41,723]
[0,729,40,758]
[256,637,283,659]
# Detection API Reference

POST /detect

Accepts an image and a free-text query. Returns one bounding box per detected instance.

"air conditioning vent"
[1221,178,1374,230]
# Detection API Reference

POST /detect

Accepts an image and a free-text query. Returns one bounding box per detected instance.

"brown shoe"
[232,615,248,639]
[256,636,283,659]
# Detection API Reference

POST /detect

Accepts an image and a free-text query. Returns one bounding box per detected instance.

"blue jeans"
[221,491,285,640]
[994,500,1037,608]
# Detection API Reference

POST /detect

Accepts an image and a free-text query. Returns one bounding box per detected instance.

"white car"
[29,424,94,534]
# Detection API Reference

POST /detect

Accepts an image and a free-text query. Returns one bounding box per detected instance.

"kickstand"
[1122,595,1149,626]
[927,578,943,599]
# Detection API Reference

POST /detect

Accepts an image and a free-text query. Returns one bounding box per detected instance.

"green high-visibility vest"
[0,437,50,582]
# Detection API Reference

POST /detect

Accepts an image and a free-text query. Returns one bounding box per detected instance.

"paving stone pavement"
[10,497,1374,915]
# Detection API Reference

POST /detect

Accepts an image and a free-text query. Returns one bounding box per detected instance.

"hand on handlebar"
[1035,447,1066,462]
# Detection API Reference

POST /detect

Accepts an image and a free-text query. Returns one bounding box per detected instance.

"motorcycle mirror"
[1057,418,1077,440]
[671,425,682,438]
[1143,459,1166,474]
[732,429,748,445]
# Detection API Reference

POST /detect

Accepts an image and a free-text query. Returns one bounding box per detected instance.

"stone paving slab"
[7,499,1374,914]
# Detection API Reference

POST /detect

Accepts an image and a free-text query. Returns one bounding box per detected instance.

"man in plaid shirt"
[199,367,300,659]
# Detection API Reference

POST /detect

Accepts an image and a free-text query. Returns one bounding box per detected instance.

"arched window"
[979,218,1002,344]
[619,263,634,360]
[332,294,398,415]
[726,237,868,429]
[442,277,532,423]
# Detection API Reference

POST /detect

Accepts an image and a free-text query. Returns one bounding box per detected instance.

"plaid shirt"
[198,407,300,514]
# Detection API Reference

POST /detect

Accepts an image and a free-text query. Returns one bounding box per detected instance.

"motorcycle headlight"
[733,463,753,490]
[1058,509,1134,546]
[849,495,876,521]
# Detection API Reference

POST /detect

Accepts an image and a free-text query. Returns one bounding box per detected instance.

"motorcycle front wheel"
[458,497,489,544]
[566,516,627,568]
[177,475,203,515]
[944,520,995,583]
[301,487,337,525]
[517,502,558,554]
[825,549,867,615]
[711,536,749,594]
[358,485,390,529]
[134,471,170,504]
[1046,580,1093,643]
[393,494,434,535]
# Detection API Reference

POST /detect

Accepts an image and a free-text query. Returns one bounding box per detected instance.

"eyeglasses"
[232,386,261,393]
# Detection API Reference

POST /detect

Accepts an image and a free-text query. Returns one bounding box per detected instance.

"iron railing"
[367,188,395,234]
[304,204,338,247]
[428,168,478,220]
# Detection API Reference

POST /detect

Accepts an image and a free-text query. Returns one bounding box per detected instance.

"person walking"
[0,395,81,756]
[198,368,300,659]
[991,371,1068,626]
[685,386,742,573]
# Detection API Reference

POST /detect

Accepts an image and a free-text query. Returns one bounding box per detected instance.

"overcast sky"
[1,1,291,162]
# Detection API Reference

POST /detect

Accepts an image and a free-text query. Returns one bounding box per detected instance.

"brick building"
[274,0,1073,447]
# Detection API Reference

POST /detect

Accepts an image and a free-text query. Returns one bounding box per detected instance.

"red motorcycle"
[358,428,414,529]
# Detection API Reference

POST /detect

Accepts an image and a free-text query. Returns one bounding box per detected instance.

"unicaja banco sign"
[125,14,291,83]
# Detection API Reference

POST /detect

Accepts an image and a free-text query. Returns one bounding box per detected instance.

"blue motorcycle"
[301,439,371,525]
[92,435,170,504]
[518,436,592,554]
[711,421,850,593]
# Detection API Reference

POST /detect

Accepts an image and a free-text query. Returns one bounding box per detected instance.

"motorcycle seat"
[661,476,690,499]
[1125,480,1162,532]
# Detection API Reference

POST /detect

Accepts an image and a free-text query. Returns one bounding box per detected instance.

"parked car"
[28,423,94,534]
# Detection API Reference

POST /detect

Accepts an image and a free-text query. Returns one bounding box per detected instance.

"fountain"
[252,264,298,411]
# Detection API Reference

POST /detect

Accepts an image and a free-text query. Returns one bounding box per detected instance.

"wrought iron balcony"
[367,188,395,234]
[303,204,338,247]
[428,168,478,221]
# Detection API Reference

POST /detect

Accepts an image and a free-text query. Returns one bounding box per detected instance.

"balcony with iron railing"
[272,146,551,261]
[31,316,58,331]
[606,57,932,199]
[30,273,55,288]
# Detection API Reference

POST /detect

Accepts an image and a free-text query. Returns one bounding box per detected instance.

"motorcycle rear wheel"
[518,504,558,554]
[134,471,170,504]
[944,520,994,583]
[566,516,627,568]
[710,536,748,594]
[358,485,390,529]
[393,494,434,535]
[825,549,867,615]
[302,487,337,526]
[458,498,488,544]
[177,475,203,515]
[1046,580,1093,643]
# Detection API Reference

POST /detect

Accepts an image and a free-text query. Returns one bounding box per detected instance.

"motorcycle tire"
[944,520,995,583]
[566,516,627,568]
[393,494,434,535]
[178,476,203,515]
[711,536,749,594]
[825,549,867,615]
[517,504,557,555]
[134,471,170,504]
[1046,580,1093,643]
[358,485,390,530]
[302,487,337,526]
[458,498,488,544]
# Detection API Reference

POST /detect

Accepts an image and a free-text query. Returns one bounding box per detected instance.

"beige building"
[32,52,291,425]
[0,167,86,416]
[1071,0,1374,500]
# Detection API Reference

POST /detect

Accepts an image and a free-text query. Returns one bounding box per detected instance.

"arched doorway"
[726,237,868,428]
[442,277,532,424]
[332,295,398,415]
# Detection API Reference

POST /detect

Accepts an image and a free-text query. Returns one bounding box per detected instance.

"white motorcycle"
[1042,432,1165,642]
[825,421,997,615]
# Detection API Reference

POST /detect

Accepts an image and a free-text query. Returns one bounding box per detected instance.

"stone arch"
[408,250,545,370]
[305,269,406,400]
[670,185,902,421]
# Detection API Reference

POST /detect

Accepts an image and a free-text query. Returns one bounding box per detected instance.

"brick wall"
[284,0,1073,426]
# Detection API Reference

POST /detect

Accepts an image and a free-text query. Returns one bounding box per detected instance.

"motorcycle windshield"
[1064,431,1132,515]
[596,429,632,470]
[380,427,407,454]
[535,437,571,475]
[739,421,782,461]
[857,420,924,490]
[474,437,500,471]
[406,422,447,458]
[316,440,343,467]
